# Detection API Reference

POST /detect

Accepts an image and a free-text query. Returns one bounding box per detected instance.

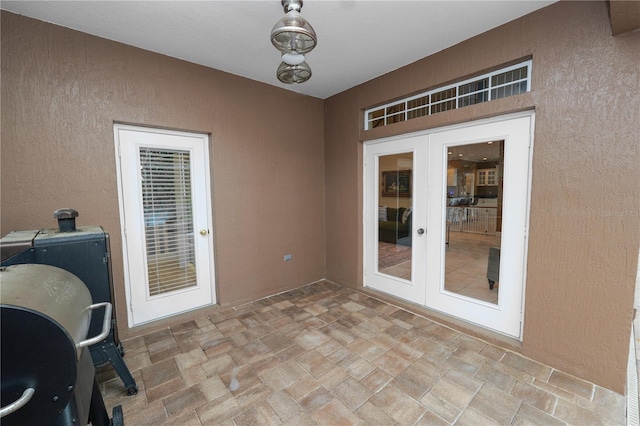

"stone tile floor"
[99,281,626,425]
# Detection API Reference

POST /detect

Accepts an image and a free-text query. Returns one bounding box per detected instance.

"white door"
[364,134,427,305]
[114,124,216,326]
[364,113,533,338]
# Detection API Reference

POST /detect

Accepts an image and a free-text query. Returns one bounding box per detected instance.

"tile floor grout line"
[550,394,559,418]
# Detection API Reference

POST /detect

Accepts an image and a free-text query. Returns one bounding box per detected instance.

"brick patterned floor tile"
[369,383,427,424]
[266,390,303,422]
[360,368,393,393]
[501,352,553,382]
[331,377,373,411]
[554,397,623,425]
[475,363,518,393]
[468,384,522,424]
[163,384,207,419]
[312,398,362,426]
[511,403,566,426]
[547,369,594,400]
[102,281,626,426]
[510,380,557,414]
[355,401,396,425]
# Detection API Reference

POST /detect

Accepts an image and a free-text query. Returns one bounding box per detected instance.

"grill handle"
[0,387,35,418]
[76,302,112,349]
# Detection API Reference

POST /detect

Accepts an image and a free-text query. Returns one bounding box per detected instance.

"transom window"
[364,60,531,130]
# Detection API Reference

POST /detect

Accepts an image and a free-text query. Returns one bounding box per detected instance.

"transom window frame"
[364,60,532,130]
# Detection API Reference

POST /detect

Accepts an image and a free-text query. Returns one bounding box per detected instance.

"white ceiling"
[1,1,556,99]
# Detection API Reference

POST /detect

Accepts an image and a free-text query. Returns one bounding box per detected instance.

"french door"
[114,124,216,326]
[364,135,428,304]
[364,113,533,338]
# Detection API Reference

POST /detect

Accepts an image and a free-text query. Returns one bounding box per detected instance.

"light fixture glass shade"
[277,61,312,84]
[282,52,305,65]
[271,10,317,54]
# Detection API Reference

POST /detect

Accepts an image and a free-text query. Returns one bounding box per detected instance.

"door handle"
[417,228,425,235]
[199,229,209,236]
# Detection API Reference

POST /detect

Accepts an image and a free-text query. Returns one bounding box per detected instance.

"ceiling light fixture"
[282,52,305,65]
[277,61,312,84]
[271,0,317,84]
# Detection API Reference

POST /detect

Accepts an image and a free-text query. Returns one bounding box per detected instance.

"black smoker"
[0,264,123,425]
[0,209,138,396]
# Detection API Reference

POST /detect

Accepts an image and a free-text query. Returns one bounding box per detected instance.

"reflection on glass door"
[444,141,504,305]
[377,154,413,281]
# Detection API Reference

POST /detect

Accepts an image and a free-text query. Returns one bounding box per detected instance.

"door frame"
[113,123,216,327]
[363,111,534,339]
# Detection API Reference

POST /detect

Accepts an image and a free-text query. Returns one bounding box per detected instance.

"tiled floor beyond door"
[378,231,501,304]
[444,232,501,305]
[99,281,626,425]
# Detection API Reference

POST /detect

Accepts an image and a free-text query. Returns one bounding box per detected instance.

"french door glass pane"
[140,148,197,296]
[378,153,413,280]
[444,141,503,304]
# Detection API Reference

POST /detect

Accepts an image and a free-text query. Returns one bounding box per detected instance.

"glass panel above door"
[377,153,413,281]
[444,140,504,305]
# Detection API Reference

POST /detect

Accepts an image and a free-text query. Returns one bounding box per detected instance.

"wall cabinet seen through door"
[477,168,497,186]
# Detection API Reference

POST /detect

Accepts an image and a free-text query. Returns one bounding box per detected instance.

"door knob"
[199,229,209,236]
[417,228,425,235]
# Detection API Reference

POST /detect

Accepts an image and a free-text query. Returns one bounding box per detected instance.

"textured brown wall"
[325,1,639,392]
[1,12,326,336]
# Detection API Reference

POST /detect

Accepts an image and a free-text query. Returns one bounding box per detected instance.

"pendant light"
[271,0,317,84]
[277,61,312,84]
[271,0,317,55]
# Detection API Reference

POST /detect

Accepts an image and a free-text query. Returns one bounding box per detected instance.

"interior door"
[364,113,533,339]
[114,124,216,326]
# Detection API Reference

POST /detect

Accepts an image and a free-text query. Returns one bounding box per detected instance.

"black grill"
[0,264,123,425]
[0,209,138,396]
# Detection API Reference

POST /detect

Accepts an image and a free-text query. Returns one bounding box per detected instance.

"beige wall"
[1,12,326,335]
[325,1,640,393]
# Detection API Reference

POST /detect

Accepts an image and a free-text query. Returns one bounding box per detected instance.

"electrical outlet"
[284,254,292,261]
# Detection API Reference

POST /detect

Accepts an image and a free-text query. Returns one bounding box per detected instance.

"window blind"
[140,148,197,296]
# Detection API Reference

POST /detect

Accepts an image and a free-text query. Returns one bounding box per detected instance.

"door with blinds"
[114,124,215,326]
